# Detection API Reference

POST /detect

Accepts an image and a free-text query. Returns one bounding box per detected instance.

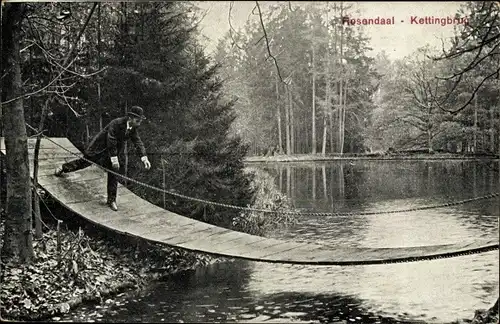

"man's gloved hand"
[110,156,120,170]
[141,156,151,170]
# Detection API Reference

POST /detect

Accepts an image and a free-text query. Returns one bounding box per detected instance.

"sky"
[194,1,468,60]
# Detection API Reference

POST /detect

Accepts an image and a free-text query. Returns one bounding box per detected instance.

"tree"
[215,2,378,155]
[1,3,34,263]
[86,2,256,232]
[432,1,499,114]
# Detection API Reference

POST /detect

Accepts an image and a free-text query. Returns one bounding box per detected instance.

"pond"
[62,160,499,323]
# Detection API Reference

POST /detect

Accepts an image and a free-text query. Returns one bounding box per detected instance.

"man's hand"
[110,156,120,170]
[141,156,151,170]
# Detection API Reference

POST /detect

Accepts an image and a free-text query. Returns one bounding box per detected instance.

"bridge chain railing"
[27,130,500,218]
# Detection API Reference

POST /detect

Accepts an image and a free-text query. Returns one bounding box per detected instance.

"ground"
[0,222,217,321]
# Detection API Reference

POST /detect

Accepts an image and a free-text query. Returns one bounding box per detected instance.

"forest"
[1,1,295,267]
[214,2,500,156]
[1,0,498,267]
[0,1,499,321]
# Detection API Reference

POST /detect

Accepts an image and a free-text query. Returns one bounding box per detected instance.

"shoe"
[54,166,64,177]
[108,201,118,211]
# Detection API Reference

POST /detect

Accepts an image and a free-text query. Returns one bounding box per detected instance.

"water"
[63,160,499,323]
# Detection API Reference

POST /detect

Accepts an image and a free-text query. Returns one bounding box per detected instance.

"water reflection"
[265,160,500,214]
[64,260,414,323]
[62,160,499,323]
[253,160,499,323]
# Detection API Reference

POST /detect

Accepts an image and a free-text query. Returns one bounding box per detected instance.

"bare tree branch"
[1,3,98,105]
[433,6,499,61]
[254,1,286,84]
[1,55,78,105]
[437,40,500,81]
[228,1,244,50]
[433,65,500,114]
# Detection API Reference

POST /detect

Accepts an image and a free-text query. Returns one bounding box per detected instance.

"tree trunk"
[286,165,291,197]
[97,3,102,130]
[321,115,328,156]
[329,108,334,153]
[329,2,335,153]
[490,107,495,154]
[338,2,345,155]
[311,43,317,154]
[285,86,291,155]
[427,127,433,153]
[341,79,348,154]
[32,98,52,240]
[312,164,316,200]
[275,75,283,154]
[473,94,478,154]
[290,86,295,154]
[322,164,327,199]
[2,3,34,263]
[322,4,331,156]
[124,103,128,185]
[284,86,290,155]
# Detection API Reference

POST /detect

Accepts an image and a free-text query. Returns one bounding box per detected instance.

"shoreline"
[0,222,222,322]
[0,167,288,322]
[245,153,500,163]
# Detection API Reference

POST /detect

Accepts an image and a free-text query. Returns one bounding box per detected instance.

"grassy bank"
[245,152,500,163]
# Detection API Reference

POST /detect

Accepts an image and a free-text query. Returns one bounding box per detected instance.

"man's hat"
[127,106,146,120]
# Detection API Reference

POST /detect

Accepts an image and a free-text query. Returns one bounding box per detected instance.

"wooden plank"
[271,244,325,262]
[65,197,151,223]
[212,234,268,254]
[30,151,82,161]
[29,157,69,166]
[1,140,75,155]
[106,199,165,220]
[63,199,123,224]
[104,210,195,230]
[258,242,314,260]
[28,139,76,152]
[42,183,134,205]
[226,238,303,259]
[147,221,214,244]
[157,221,216,244]
[42,179,108,205]
[174,227,237,248]
[96,200,163,225]
[177,230,257,252]
[26,137,75,150]
[38,167,110,185]
[29,161,66,178]
[215,237,283,256]
[104,217,150,237]
[43,176,107,192]
[109,213,201,238]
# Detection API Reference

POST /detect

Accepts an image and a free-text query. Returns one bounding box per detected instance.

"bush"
[231,167,296,236]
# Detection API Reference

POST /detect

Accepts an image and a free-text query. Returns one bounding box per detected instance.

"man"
[55,105,151,211]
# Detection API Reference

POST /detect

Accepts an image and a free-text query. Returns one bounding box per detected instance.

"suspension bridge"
[0,137,498,265]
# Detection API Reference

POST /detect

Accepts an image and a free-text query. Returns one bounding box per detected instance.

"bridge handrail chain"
[33,133,500,218]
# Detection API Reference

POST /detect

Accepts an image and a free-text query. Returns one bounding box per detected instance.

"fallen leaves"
[1,226,213,321]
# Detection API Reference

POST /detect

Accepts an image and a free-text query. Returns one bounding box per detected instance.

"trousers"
[61,154,118,203]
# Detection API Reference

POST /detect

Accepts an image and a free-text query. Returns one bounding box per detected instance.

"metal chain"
[353,244,499,265]
[38,134,499,217]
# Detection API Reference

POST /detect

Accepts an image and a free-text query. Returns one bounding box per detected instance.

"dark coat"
[85,117,147,158]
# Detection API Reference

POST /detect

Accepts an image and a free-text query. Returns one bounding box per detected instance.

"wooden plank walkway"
[1,137,498,265]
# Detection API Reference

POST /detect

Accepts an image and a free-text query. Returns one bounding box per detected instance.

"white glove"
[141,156,151,170]
[110,156,120,170]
